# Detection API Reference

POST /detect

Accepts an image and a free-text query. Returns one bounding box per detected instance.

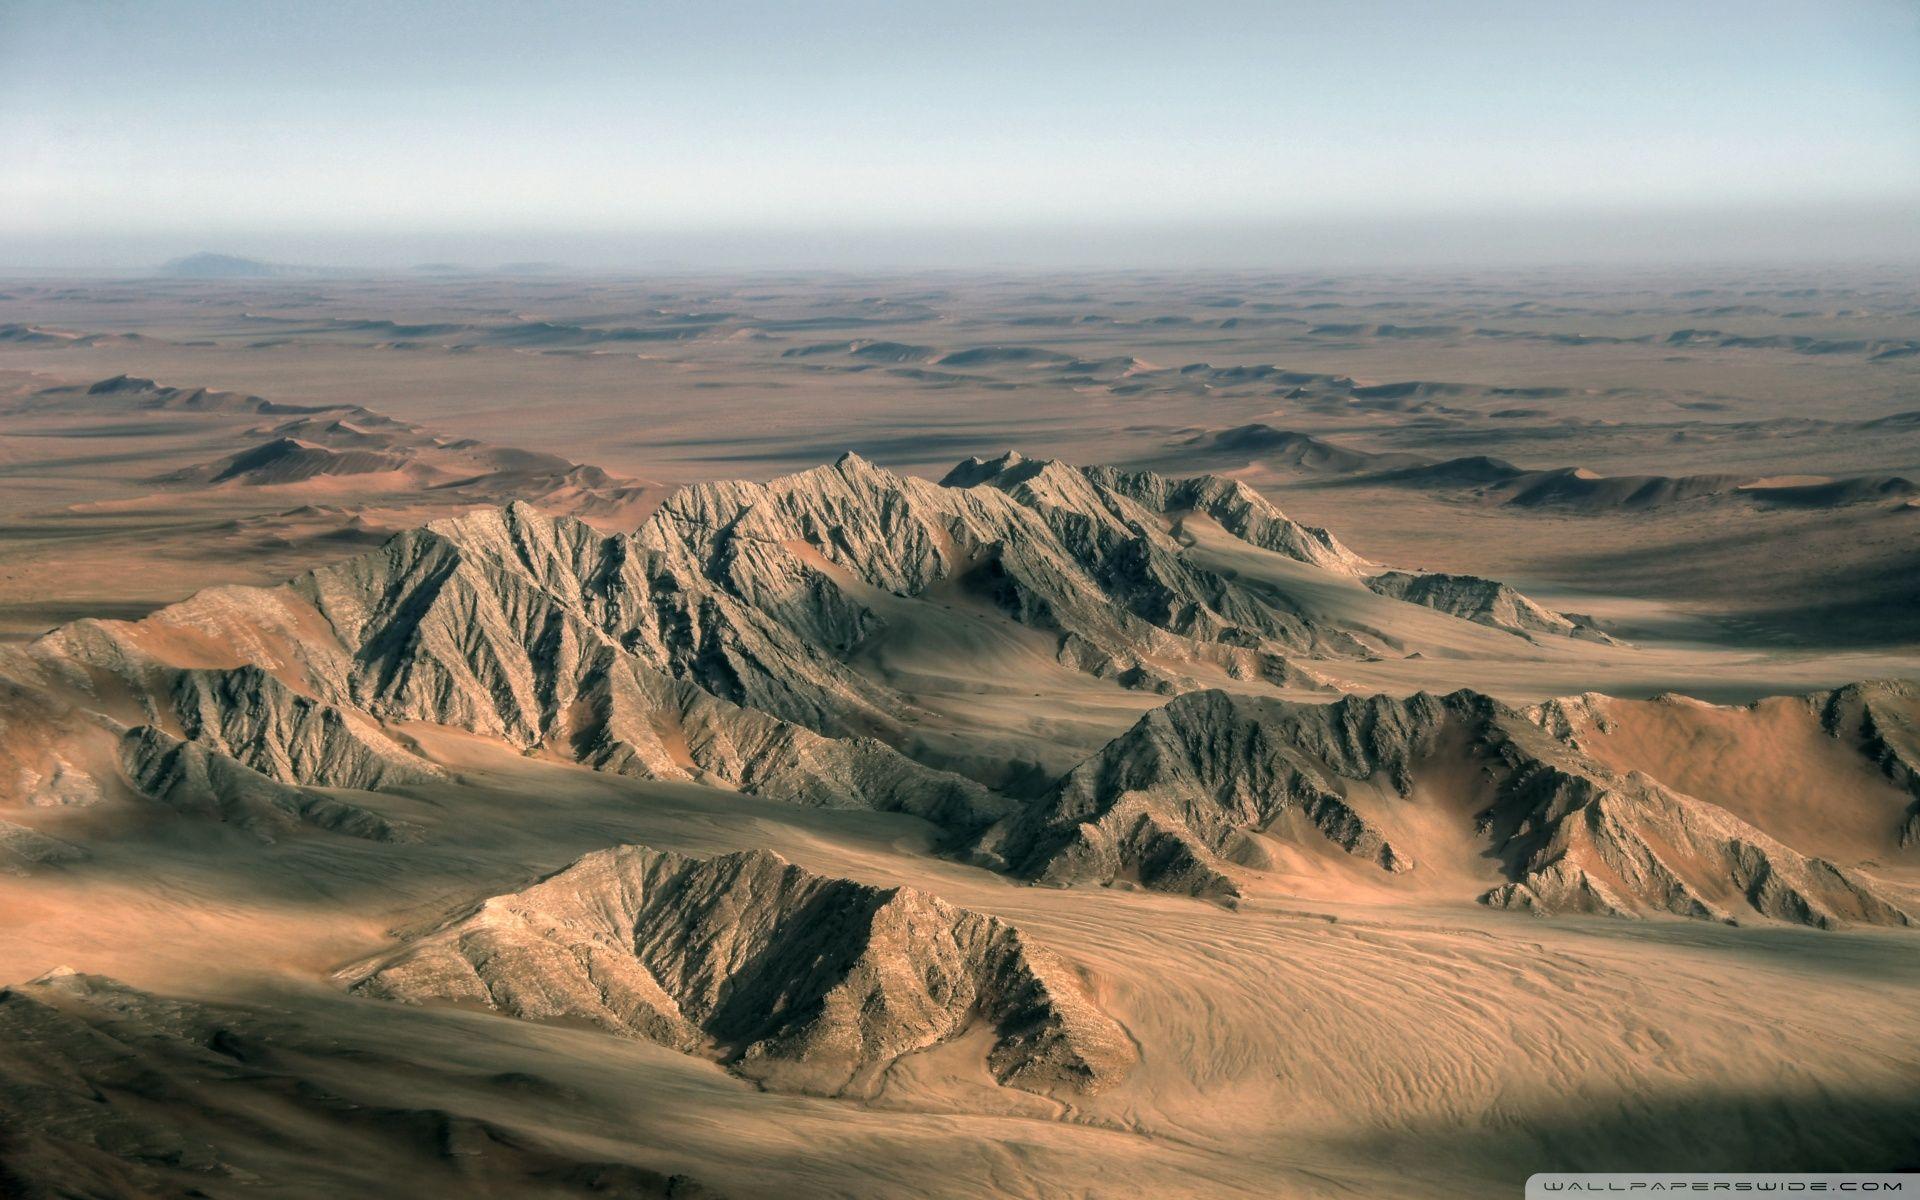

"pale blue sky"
[2,0,1916,267]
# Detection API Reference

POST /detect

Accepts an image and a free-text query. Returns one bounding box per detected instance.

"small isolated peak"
[87,374,159,394]
[939,450,1027,488]
[24,965,91,993]
[826,451,894,485]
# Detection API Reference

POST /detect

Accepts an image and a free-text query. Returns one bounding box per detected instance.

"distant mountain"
[157,252,290,279]
[1178,423,1428,473]
[1369,455,1918,513]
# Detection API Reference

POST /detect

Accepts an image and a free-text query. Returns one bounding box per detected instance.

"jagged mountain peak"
[940,449,1030,488]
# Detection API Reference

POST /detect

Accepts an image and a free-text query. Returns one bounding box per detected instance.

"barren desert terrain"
[1,266,1917,1198]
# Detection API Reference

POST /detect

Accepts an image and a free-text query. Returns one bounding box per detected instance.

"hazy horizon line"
[6,200,1919,276]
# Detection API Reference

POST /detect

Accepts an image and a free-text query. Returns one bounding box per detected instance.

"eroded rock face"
[1813,679,1920,847]
[984,690,1463,897]
[569,655,1006,830]
[654,451,1372,689]
[1478,749,1911,929]
[111,450,1372,786]
[939,454,1365,662]
[289,498,894,744]
[1078,462,1371,577]
[992,686,1913,928]
[119,725,414,843]
[344,845,1136,1097]
[1476,711,1914,929]
[1364,570,1612,642]
[5,452,1387,840]
[11,496,1001,837]
[5,447,1908,932]
[167,665,436,793]
[1524,692,1618,749]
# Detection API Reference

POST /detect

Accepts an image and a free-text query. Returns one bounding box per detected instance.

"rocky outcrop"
[294,495,897,742]
[1079,462,1371,576]
[1813,679,1920,847]
[659,451,1369,692]
[15,499,998,835]
[1523,692,1617,749]
[168,665,437,792]
[1477,732,1912,929]
[119,725,413,843]
[0,819,86,874]
[1364,570,1613,642]
[983,690,1455,897]
[15,444,1897,929]
[345,845,1136,1097]
[17,450,1387,837]
[568,657,1004,830]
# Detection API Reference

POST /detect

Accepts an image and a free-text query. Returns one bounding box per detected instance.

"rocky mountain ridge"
[343,845,1137,1097]
[0,453,1911,931]
[1818,680,1920,847]
[984,685,1915,928]
[1364,570,1613,642]
[1,451,1401,846]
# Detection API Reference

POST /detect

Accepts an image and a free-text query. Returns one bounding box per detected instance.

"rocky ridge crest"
[343,845,1137,1097]
[4,453,1398,840]
[1364,570,1614,642]
[989,686,1913,928]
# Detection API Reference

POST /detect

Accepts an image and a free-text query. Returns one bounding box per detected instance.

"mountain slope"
[1818,680,1920,847]
[988,687,1913,927]
[1365,570,1613,642]
[5,451,1400,842]
[2,452,1909,932]
[0,969,722,1198]
[344,845,1136,1097]
[982,689,1441,897]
